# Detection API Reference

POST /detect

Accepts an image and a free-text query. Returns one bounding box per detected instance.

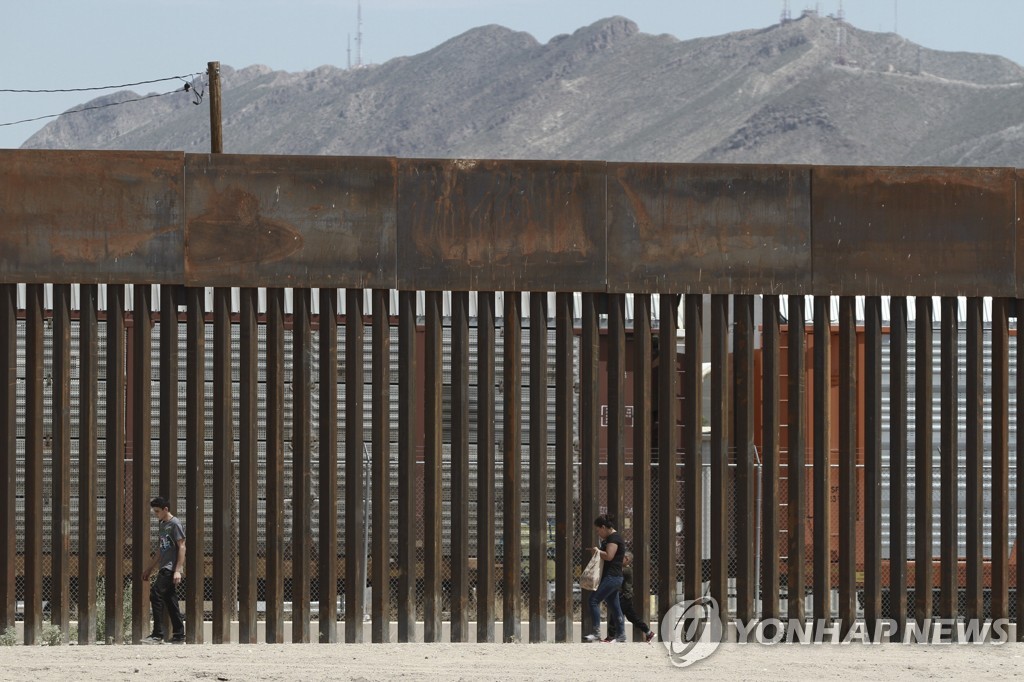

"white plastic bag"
[580,549,603,591]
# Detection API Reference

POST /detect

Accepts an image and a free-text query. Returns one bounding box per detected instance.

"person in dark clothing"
[141,496,186,644]
[615,551,656,643]
[584,514,626,643]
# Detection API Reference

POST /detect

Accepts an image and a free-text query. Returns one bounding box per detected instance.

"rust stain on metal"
[607,163,811,294]
[187,187,304,267]
[49,223,181,263]
[184,154,396,288]
[1017,170,1024,299]
[422,165,596,262]
[397,158,606,292]
[813,165,1015,297]
[0,149,184,284]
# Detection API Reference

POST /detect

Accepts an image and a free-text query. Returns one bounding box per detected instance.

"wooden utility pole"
[208,61,222,153]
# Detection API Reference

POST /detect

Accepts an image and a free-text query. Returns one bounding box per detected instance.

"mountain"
[21,13,1024,166]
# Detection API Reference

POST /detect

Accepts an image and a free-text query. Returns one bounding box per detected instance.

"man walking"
[141,496,186,644]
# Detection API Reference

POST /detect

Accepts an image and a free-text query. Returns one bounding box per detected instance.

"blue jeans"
[588,574,624,637]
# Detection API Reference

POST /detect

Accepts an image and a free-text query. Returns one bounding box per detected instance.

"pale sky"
[3,0,1023,150]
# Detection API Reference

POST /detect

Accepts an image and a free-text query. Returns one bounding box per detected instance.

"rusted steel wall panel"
[291,289,312,643]
[709,295,729,630]
[864,297,882,637]
[238,287,258,644]
[965,298,983,622]
[528,292,548,643]
[759,295,779,635]
[578,293,599,640]
[889,297,909,639]
[9,153,1024,646]
[264,289,285,644]
[184,287,205,644]
[554,292,574,642]
[450,291,470,642]
[607,164,812,294]
[734,295,756,624]
[657,293,679,630]
[370,289,392,643]
[3,152,1024,296]
[812,297,832,626]
[0,285,13,631]
[184,154,396,288]
[812,167,1016,296]
[914,296,934,628]
[321,288,342,643]
[475,292,496,643]
[51,284,71,643]
[501,293,523,644]
[131,285,153,645]
[0,150,184,284]
[105,285,126,644]
[990,298,1010,622]
[396,291,417,642]
[423,291,443,642]
[395,160,607,292]
[320,289,339,644]
[159,286,180,509]
[77,285,99,644]
[837,296,857,638]
[212,287,233,644]
[632,294,653,640]
[341,289,360,643]
[1018,172,1024,299]
[939,297,959,620]
[24,284,44,644]
[606,294,626,531]
[761,297,817,633]
[1017,298,1024,642]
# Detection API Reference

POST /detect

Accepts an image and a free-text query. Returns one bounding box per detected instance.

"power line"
[0,72,204,94]
[0,85,196,128]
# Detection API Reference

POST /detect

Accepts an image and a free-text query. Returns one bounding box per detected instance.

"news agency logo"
[660,596,723,668]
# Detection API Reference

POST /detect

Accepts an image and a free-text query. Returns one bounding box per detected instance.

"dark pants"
[588,575,624,637]
[150,568,185,641]
[619,594,650,636]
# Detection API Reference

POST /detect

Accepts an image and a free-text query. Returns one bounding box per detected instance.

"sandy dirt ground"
[0,642,1022,681]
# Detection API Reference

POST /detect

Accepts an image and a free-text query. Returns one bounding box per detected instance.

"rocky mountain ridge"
[22,14,1024,166]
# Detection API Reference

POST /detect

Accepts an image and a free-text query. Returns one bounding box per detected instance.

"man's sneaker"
[601,636,615,643]
[140,635,164,645]
[169,638,186,645]
[644,630,656,644]
[613,636,627,643]
[583,633,602,643]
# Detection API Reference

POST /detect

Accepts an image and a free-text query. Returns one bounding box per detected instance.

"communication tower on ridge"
[835,0,848,65]
[356,0,364,68]
[780,0,792,24]
[347,1,365,70]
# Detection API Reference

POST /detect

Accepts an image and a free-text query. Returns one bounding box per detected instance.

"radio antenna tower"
[356,0,364,68]
[780,0,792,24]
[835,0,848,64]
[347,34,352,70]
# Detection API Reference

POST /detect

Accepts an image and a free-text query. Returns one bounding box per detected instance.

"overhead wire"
[0,71,206,128]
[0,72,204,94]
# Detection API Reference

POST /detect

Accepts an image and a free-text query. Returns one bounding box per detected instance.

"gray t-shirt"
[158,516,186,571]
